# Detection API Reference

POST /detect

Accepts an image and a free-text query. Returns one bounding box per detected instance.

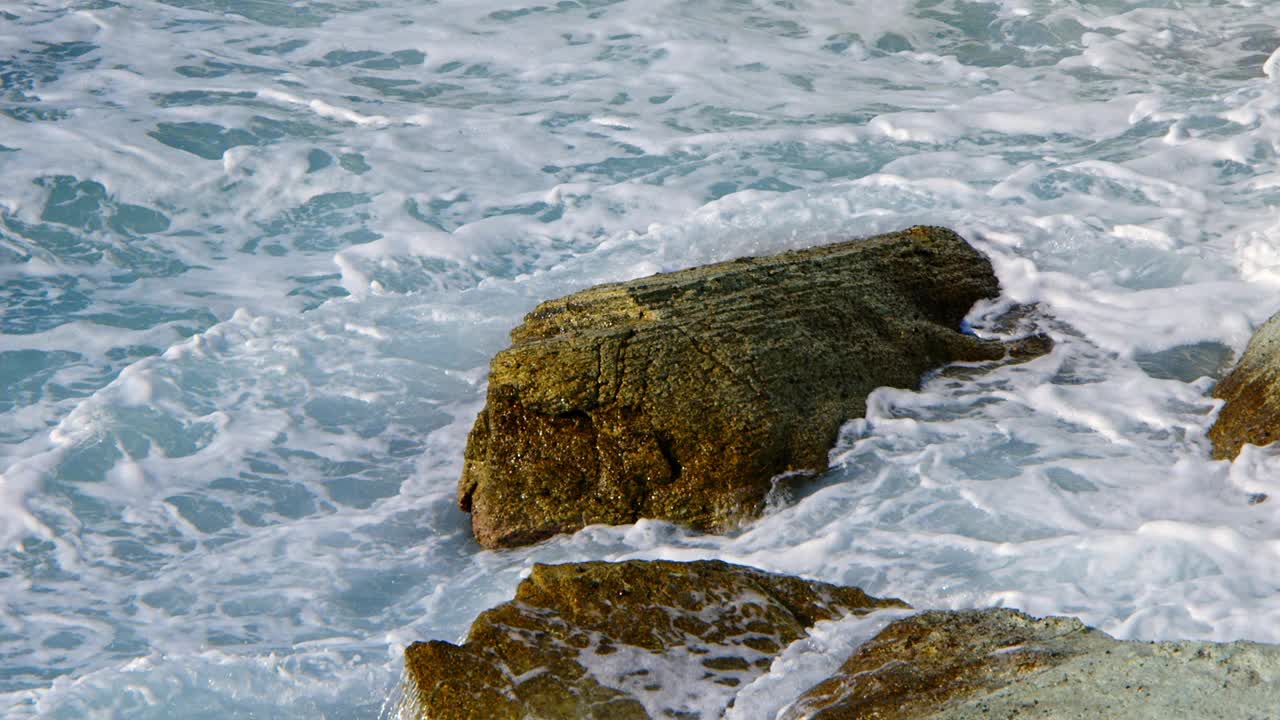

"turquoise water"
[3,1,1280,717]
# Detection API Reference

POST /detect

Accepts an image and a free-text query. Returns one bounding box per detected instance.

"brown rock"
[461,226,1041,548]
[1210,311,1280,459]
[399,559,907,720]
[783,609,1091,719]
[783,608,1280,719]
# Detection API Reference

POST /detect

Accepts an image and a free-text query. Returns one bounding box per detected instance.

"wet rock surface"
[461,226,1037,548]
[400,559,907,720]
[1210,311,1280,459]
[783,608,1280,720]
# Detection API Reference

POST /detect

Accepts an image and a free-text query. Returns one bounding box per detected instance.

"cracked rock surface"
[460,226,1029,548]
[401,559,907,720]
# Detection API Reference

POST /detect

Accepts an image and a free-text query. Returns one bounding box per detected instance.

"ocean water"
[3,0,1280,717]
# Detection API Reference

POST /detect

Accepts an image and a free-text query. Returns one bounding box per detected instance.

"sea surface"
[3,0,1280,717]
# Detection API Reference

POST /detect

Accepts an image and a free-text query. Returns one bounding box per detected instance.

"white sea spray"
[2,0,1280,717]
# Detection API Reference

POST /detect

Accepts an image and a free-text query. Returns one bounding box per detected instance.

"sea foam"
[3,0,1280,717]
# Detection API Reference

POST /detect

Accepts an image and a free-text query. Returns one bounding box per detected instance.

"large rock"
[399,559,907,720]
[783,608,1280,719]
[397,574,1280,720]
[461,226,1038,548]
[1209,310,1280,459]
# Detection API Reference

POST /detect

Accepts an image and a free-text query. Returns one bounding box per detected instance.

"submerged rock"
[400,559,907,720]
[461,226,1040,548]
[1210,311,1280,459]
[784,608,1280,719]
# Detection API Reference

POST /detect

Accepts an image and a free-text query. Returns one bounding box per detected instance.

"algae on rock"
[400,559,907,720]
[461,226,1038,548]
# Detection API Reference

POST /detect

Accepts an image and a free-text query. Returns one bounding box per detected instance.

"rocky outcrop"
[400,559,907,720]
[398,572,1280,720]
[1210,311,1280,459]
[461,226,1043,548]
[783,608,1280,719]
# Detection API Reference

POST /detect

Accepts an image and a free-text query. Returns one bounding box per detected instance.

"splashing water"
[4,0,1280,717]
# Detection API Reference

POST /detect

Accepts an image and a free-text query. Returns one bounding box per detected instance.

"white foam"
[728,608,915,720]
[1264,47,1280,82]
[256,89,393,127]
[6,0,1280,717]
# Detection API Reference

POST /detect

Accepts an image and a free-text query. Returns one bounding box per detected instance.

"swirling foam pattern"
[3,0,1280,717]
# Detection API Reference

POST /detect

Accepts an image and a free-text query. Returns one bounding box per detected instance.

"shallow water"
[3,0,1280,717]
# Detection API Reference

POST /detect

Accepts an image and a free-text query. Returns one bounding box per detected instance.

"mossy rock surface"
[784,608,1280,719]
[401,559,907,720]
[461,225,1036,548]
[1210,310,1280,459]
